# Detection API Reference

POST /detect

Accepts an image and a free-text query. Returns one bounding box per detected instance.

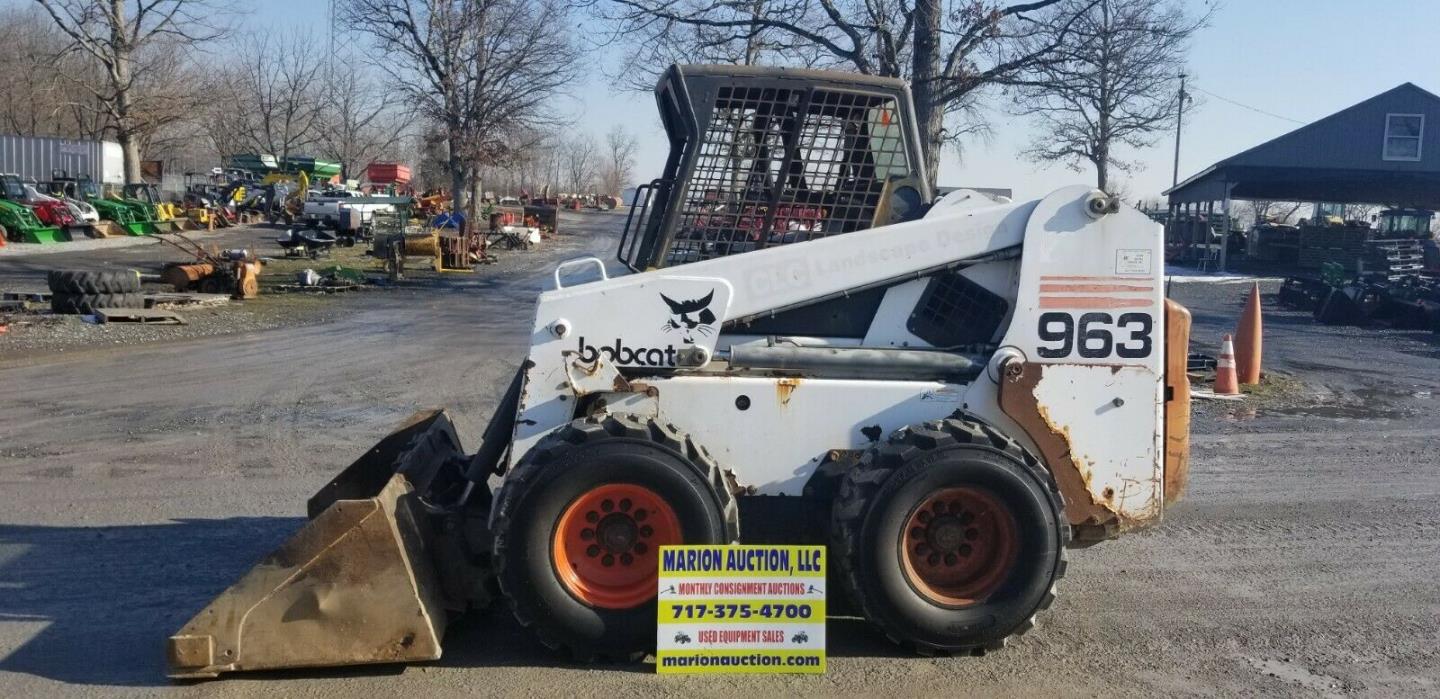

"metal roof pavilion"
[1166,83,1440,208]
[1163,83,1440,271]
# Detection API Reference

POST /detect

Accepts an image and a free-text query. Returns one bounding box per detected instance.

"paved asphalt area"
[1,210,1437,697]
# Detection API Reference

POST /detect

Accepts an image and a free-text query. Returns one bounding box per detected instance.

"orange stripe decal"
[1038,297,1153,309]
[1039,284,1155,293]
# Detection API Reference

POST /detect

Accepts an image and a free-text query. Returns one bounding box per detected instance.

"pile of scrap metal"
[287,265,368,291]
[523,203,559,236]
[1254,208,1434,273]
[156,232,262,299]
[488,205,542,250]
[414,191,451,219]
[371,228,479,279]
[1281,263,1440,331]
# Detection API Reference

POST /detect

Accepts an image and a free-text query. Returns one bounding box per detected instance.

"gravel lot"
[1,211,1437,697]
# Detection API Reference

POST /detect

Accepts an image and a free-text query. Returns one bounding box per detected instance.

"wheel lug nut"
[581,528,594,540]
[927,553,940,566]
[634,509,647,521]
[959,544,972,557]
[601,499,614,512]
[909,527,924,539]
[621,553,634,566]
[585,511,599,523]
[587,545,601,557]
[635,542,647,554]
[965,528,979,540]
[944,554,957,566]
[619,498,632,512]
[640,525,653,538]
[602,554,614,567]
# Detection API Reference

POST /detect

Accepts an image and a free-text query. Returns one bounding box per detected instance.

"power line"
[1189,86,1306,125]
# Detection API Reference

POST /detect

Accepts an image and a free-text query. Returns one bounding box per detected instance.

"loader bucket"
[167,409,465,679]
[20,226,64,244]
[91,221,125,238]
[155,218,186,233]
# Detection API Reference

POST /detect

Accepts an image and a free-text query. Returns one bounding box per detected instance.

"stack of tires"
[47,270,143,314]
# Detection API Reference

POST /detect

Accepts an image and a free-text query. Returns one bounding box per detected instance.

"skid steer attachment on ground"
[166,410,466,678]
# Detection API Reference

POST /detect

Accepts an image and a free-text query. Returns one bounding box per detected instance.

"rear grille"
[665,86,908,266]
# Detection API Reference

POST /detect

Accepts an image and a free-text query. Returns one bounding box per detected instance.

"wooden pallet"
[2,291,51,302]
[94,308,187,325]
[144,292,232,308]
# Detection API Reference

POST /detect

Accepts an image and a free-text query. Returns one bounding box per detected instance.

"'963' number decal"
[1037,312,1153,359]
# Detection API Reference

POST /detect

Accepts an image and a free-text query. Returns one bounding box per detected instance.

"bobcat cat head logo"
[660,290,716,344]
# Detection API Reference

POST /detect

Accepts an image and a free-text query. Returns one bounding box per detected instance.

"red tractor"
[2,174,75,228]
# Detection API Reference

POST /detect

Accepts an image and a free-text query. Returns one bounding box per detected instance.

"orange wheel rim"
[552,483,682,609]
[899,487,1019,607]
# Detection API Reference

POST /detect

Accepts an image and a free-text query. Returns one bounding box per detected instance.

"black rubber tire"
[492,414,739,661]
[197,277,230,295]
[49,292,144,314]
[47,269,141,294]
[833,416,1068,655]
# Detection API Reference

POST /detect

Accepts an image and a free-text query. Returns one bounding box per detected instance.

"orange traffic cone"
[1215,334,1240,395]
[1234,281,1263,385]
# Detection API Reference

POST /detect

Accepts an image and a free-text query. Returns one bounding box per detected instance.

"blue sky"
[249,0,1440,200]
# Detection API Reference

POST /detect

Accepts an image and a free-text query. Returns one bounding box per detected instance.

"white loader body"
[514,185,1177,532]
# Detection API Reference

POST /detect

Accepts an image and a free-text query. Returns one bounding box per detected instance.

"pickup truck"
[301,190,397,238]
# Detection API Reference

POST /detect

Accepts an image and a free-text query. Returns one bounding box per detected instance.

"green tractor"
[52,175,151,236]
[0,175,63,244]
[123,183,185,232]
[107,185,161,235]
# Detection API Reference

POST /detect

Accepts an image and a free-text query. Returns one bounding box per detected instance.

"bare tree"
[0,7,68,136]
[599,125,638,196]
[597,0,1079,184]
[32,0,228,183]
[340,0,580,224]
[1340,203,1379,224]
[222,29,326,164]
[314,52,407,181]
[1014,0,1211,190]
[0,5,147,142]
[565,134,598,194]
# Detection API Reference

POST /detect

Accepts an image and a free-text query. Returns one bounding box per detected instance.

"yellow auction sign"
[656,545,825,674]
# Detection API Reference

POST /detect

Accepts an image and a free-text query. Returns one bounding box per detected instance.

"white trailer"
[0,135,123,185]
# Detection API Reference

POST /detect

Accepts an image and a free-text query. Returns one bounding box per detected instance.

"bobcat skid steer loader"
[167,64,1192,678]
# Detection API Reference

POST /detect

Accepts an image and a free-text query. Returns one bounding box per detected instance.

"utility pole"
[1172,72,1187,187]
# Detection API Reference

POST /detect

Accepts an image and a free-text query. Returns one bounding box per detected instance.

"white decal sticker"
[1115,249,1152,276]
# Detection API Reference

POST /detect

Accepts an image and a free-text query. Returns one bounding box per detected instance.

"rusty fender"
[998,360,1160,544]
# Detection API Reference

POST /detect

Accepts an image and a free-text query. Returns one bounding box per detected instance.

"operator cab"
[0,174,28,202]
[620,64,932,271]
[1374,208,1433,238]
